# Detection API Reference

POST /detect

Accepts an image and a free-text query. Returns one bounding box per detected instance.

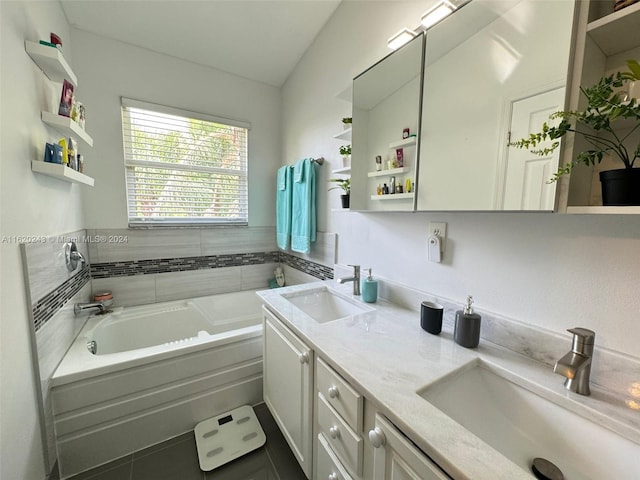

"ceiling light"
[387,28,417,50]
[421,0,456,29]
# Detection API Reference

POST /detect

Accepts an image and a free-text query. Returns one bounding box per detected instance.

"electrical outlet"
[428,222,447,254]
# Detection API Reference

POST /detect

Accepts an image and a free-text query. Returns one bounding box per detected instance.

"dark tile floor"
[65,403,307,480]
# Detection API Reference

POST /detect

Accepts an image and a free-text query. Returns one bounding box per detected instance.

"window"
[121,98,249,226]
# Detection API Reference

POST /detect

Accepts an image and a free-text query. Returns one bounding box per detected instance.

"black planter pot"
[599,168,640,206]
[340,194,350,209]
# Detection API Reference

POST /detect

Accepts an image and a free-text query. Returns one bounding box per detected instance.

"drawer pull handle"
[328,386,339,399]
[329,426,340,439]
[298,352,310,364]
[329,473,338,480]
[368,427,386,448]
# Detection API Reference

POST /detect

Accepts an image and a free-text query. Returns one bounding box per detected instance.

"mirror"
[350,34,424,211]
[416,0,576,211]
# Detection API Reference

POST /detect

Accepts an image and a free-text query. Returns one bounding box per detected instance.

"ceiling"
[60,0,342,87]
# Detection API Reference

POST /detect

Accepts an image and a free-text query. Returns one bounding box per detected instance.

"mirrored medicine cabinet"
[349,0,577,212]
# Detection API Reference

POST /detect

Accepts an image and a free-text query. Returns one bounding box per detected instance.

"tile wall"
[20,229,92,468]
[87,227,336,307]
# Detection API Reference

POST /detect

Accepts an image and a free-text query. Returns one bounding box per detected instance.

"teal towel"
[291,158,317,253]
[276,165,292,250]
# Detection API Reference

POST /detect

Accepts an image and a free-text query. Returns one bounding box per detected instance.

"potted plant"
[339,144,352,168]
[329,177,351,208]
[342,117,352,130]
[509,59,640,206]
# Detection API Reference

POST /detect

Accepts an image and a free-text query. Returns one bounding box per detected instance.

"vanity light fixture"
[387,28,417,50]
[421,0,457,29]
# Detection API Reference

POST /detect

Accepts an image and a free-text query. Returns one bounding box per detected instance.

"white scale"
[194,405,266,472]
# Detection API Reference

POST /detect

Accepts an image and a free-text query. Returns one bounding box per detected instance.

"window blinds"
[121,98,249,226]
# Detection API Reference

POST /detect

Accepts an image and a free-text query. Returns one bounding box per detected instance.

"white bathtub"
[51,289,264,479]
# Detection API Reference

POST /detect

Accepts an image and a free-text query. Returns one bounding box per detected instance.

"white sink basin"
[418,360,639,480]
[282,287,373,323]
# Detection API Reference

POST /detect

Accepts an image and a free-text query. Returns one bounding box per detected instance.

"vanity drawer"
[316,357,363,432]
[317,393,363,477]
[317,434,354,480]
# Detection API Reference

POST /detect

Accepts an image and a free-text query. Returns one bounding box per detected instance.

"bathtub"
[51,289,264,479]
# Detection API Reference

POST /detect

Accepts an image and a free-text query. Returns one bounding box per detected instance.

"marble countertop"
[257,282,640,480]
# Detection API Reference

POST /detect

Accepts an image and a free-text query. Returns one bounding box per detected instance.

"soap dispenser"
[454,295,481,348]
[361,268,378,303]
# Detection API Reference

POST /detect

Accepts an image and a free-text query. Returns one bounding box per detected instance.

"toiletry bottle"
[390,176,396,194]
[361,268,378,303]
[405,178,412,193]
[454,295,481,348]
[377,184,382,195]
[382,183,389,194]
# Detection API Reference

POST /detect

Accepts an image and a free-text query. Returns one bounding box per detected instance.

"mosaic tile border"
[33,266,91,332]
[91,251,334,281]
[91,251,281,279]
[280,252,334,280]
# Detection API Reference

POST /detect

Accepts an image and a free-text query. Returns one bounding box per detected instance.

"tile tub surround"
[258,282,640,480]
[88,229,336,306]
[20,229,93,469]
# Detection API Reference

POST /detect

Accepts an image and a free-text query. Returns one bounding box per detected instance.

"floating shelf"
[31,161,94,186]
[586,2,640,56]
[370,193,414,200]
[332,167,351,175]
[41,111,94,147]
[25,40,77,86]
[389,137,416,149]
[566,206,640,214]
[333,127,352,141]
[368,167,410,178]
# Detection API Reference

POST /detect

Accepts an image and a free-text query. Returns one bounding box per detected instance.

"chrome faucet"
[337,264,361,296]
[553,327,595,396]
[74,302,105,316]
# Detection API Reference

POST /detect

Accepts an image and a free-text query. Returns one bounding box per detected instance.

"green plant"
[328,177,350,195]
[342,117,352,124]
[509,59,640,182]
[339,145,351,156]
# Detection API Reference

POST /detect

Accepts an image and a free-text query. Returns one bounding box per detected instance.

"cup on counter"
[420,301,444,335]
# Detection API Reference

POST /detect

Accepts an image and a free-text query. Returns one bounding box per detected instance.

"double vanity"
[258,283,640,480]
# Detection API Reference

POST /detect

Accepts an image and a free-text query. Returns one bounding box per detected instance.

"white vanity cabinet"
[262,306,314,478]
[369,414,450,480]
[315,357,365,479]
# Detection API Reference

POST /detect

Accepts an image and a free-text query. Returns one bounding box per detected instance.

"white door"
[370,414,450,480]
[262,307,313,478]
[502,87,566,210]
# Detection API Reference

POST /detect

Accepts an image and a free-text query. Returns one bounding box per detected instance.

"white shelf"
[31,161,94,186]
[368,167,410,178]
[587,2,640,56]
[41,111,94,147]
[332,167,351,175]
[370,193,414,200]
[566,205,640,214]
[389,137,416,149]
[25,40,77,86]
[333,127,352,141]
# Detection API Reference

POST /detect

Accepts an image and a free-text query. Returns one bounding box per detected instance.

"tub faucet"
[74,302,105,316]
[337,264,360,296]
[553,327,595,396]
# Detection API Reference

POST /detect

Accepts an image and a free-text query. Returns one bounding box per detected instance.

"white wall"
[70,29,282,228]
[0,2,82,479]
[282,1,640,356]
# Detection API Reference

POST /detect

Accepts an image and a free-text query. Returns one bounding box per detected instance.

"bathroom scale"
[194,405,266,471]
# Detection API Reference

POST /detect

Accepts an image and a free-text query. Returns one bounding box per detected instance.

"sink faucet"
[553,327,595,396]
[74,302,105,316]
[337,264,361,296]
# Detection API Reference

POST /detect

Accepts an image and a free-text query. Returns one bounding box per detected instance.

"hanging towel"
[276,165,293,250]
[291,158,317,254]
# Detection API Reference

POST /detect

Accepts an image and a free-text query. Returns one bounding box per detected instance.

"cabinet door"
[370,414,450,480]
[262,306,313,478]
